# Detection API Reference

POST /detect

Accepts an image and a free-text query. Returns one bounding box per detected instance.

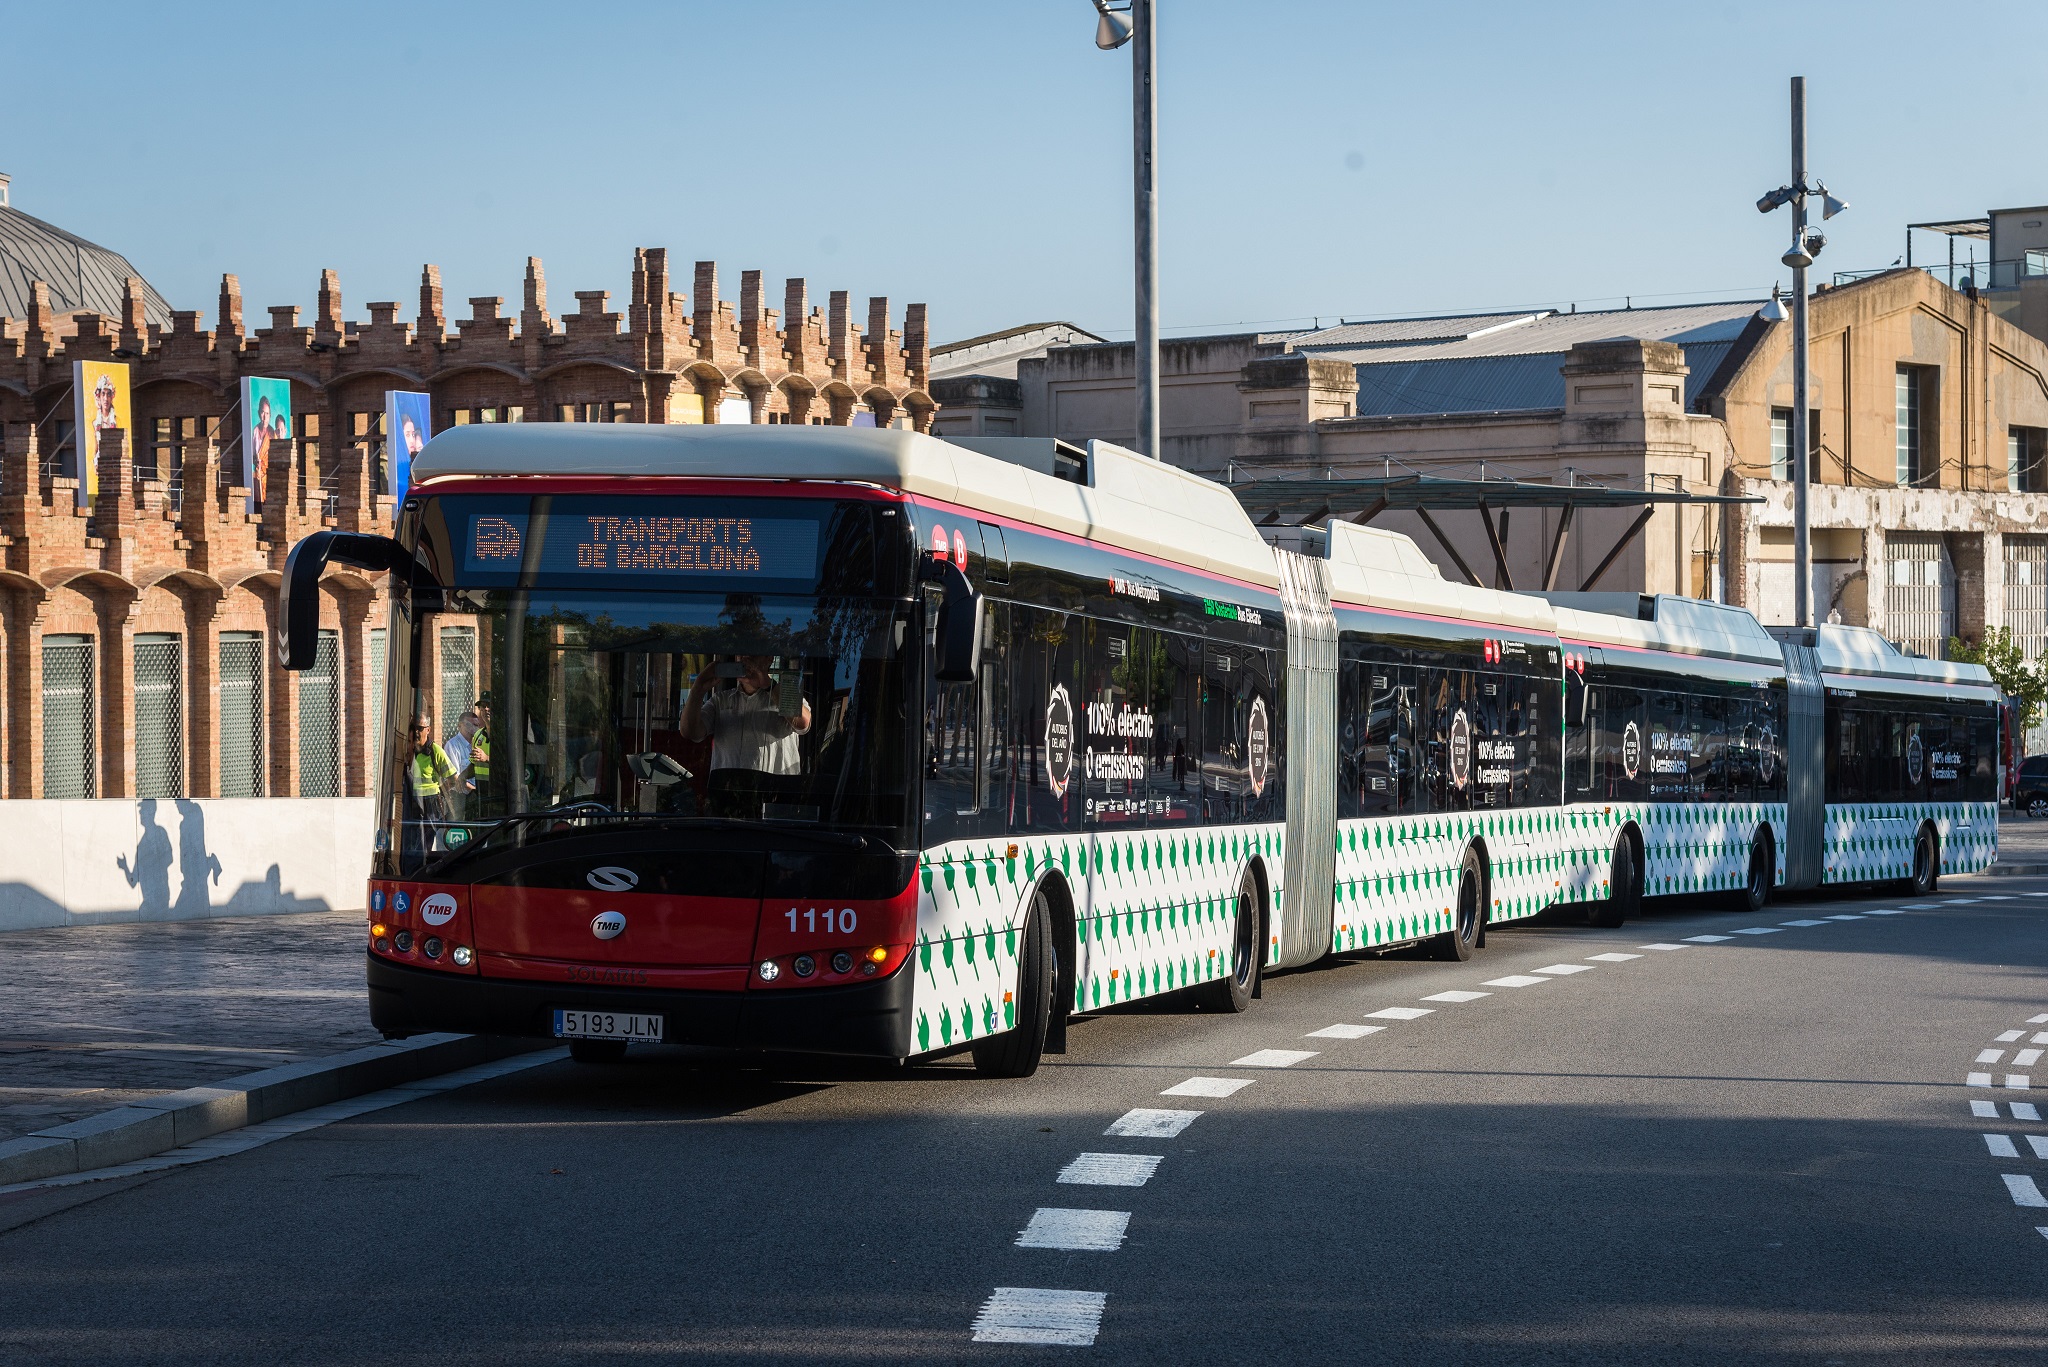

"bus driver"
[681,656,812,776]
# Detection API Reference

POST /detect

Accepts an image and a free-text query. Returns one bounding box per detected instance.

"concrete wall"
[0,797,371,932]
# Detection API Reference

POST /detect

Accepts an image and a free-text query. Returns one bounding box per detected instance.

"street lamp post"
[1091,0,1159,460]
[1757,76,1846,630]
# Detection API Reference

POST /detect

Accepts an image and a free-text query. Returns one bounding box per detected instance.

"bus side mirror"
[278,531,419,669]
[921,556,983,683]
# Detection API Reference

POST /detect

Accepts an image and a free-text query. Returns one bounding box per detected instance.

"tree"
[1947,629,2048,734]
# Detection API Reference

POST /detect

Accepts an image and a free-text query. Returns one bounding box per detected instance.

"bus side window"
[1361,665,1396,816]
[980,602,1009,818]
[1565,670,1592,794]
[1147,630,1200,826]
[1011,606,1078,835]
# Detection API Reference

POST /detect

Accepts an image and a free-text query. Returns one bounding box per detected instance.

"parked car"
[2015,755,2048,816]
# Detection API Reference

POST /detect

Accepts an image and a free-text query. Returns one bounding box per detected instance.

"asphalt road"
[2,878,2045,1366]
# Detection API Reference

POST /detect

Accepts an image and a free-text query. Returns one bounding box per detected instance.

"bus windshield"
[387,586,915,873]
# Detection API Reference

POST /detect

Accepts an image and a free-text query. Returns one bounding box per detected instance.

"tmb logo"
[586,866,640,893]
[590,911,627,941]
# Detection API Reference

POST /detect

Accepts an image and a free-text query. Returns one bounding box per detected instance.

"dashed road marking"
[972,1287,1107,1346]
[1588,952,1641,962]
[1985,1134,2021,1158]
[2035,1033,2048,1046]
[1981,895,2017,901]
[1970,1072,1995,1087]
[1944,899,1981,906]
[1639,943,1691,951]
[2002,1174,2048,1208]
[1899,903,1942,909]
[1368,1007,1434,1021]
[1824,915,1865,921]
[1016,1208,1131,1252]
[2033,1014,2048,1025]
[1229,1049,1317,1069]
[2017,1049,2044,1067]
[1106,1108,1201,1138]
[1973,1100,2000,1117]
[1421,990,1490,1003]
[1161,1076,1251,1098]
[1865,909,1905,915]
[1306,1023,1383,1039]
[2028,1136,2048,1160]
[1980,1049,2008,1064]
[1684,935,1735,943]
[1996,1031,2026,1043]
[1535,964,1595,975]
[1058,1153,1162,1188]
[2007,1075,2033,1090]
[2016,1102,2044,1122]
[1482,975,1552,988]
[1780,919,1829,927]
[1732,927,1782,935]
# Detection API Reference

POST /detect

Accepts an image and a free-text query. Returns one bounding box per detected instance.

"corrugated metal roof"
[1289,311,1548,350]
[1313,300,1761,366]
[0,206,172,328]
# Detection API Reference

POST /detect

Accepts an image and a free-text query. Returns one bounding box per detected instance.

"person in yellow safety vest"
[470,696,492,785]
[406,716,458,823]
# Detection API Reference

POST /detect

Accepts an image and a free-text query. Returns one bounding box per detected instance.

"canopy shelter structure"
[1230,473,1763,594]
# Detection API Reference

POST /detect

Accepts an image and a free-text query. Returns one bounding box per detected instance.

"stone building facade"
[0,244,932,803]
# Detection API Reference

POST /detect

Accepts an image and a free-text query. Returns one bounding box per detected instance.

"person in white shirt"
[443,709,480,792]
[682,656,811,776]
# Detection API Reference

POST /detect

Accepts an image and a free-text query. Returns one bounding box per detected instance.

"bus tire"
[1432,847,1485,961]
[1910,824,1940,896]
[973,890,1055,1078]
[1728,830,1773,914]
[569,1039,628,1064]
[1200,871,1263,1012]
[1588,836,1636,928]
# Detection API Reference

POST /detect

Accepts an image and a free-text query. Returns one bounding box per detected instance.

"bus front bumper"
[366,953,915,1059]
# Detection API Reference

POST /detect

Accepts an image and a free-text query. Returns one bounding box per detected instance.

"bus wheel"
[1588,837,1636,928]
[1200,872,1263,1011]
[1910,824,1940,896]
[1729,831,1773,914]
[973,890,1055,1078]
[1433,847,1484,961]
[569,1039,628,1064]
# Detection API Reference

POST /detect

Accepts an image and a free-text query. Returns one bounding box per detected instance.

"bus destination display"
[459,507,820,580]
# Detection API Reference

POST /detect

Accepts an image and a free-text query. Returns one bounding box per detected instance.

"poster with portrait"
[239,376,292,513]
[71,360,133,508]
[384,390,431,503]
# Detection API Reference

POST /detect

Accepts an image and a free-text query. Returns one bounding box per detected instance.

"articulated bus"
[278,425,1999,1078]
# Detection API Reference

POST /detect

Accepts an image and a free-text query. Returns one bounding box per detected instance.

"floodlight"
[1782,241,1813,269]
[1803,227,1827,258]
[1757,186,1795,214]
[1091,0,1134,49]
[1819,186,1848,220]
[1759,291,1787,323]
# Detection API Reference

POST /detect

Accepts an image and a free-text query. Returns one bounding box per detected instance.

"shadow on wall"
[115,799,330,921]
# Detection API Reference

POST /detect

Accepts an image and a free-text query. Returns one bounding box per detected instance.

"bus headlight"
[758,960,781,982]
[831,951,854,974]
[793,954,816,978]
[452,945,474,967]
[423,937,444,959]
[393,930,414,953]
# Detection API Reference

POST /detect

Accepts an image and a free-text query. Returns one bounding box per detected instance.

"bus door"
[1563,649,1600,797]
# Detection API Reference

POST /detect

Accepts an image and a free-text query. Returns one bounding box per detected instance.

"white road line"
[1780,919,1829,927]
[1161,1076,1251,1098]
[2035,1033,2048,1046]
[1368,1007,1434,1021]
[1985,1134,2021,1158]
[2007,1075,2033,1090]
[2027,893,2048,899]
[1229,1049,1317,1068]
[1944,899,1981,905]
[1899,903,1941,909]
[1016,1208,1131,1252]
[2017,1050,2044,1067]
[971,1287,1107,1346]
[1972,1100,2000,1118]
[2033,1014,2048,1025]
[1731,927,1782,936]
[1824,915,1865,921]
[1684,935,1734,943]
[1106,1108,1201,1138]
[1588,952,1642,962]
[1535,964,1596,975]
[1969,1072,1995,1087]
[2002,1175,2048,1208]
[1306,1023,1383,1039]
[1981,895,2017,901]
[1421,990,1491,1003]
[1979,1049,2008,1064]
[2028,1136,2048,1160]
[1058,1153,1162,1187]
[1864,909,1905,916]
[1483,975,1551,988]
[1639,943,1691,951]
[1997,1031,2026,1043]
[2015,1102,2044,1122]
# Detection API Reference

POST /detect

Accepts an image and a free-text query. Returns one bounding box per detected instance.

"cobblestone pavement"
[0,910,376,1144]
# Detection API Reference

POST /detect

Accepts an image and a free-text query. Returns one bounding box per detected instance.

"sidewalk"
[0,909,379,1144]
[1989,809,2048,873]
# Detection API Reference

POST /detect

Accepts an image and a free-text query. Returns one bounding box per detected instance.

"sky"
[4,0,2043,347]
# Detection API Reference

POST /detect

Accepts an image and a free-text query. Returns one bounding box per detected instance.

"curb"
[0,1032,546,1187]
[1984,863,2048,877]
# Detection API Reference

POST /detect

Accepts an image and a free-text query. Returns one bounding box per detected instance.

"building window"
[297,629,341,797]
[2006,537,2048,664]
[219,631,266,798]
[450,406,526,426]
[1895,366,1932,487]
[716,395,754,425]
[1770,408,1792,481]
[2011,427,2046,494]
[42,634,95,799]
[439,625,477,738]
[552,402,630,423]
[351,410,387,496]
[1885,533,1954,659]
[369,627,388,785]
[134,633,185,798]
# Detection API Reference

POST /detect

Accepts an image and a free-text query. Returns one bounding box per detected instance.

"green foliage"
[1947,628,2048,733]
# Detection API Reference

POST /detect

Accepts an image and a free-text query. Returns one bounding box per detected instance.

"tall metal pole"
[1790,76,1812,629]
[1133,0,1159,459]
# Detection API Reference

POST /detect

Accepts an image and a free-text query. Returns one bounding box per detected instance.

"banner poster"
[239,376,292,513]
[71,359,132,508]
[383,390,431,503]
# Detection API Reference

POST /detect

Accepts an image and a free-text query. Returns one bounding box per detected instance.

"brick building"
[0,195,933,807]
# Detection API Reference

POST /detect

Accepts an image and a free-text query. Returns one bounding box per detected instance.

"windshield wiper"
[418,810,879,877]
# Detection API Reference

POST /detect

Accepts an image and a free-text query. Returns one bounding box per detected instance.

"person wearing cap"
[469,696,492,787]
[402,716,458,864]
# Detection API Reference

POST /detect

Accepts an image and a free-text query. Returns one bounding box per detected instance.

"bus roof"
[1322,521,1559,634]
[1541,592,1786,667]
[411,423,1283,590]
[1810,623,1997,692]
